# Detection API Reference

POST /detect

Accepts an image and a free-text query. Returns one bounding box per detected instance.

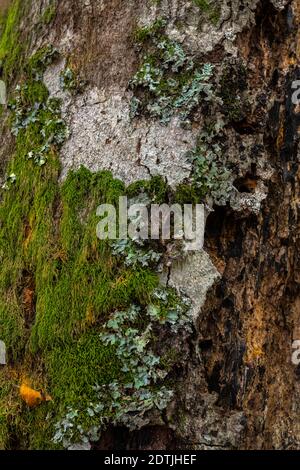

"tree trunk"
[0,0,299,450]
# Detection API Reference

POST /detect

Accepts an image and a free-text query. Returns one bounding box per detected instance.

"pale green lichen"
[187,121,234,205]
[53,290,191,448]
[60,66,86,95]
[130,24,217,125]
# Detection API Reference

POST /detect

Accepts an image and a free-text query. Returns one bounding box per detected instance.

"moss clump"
[30,167,159,353]
[193,0,221,26]
[0,0,26,81]
[47,333,123,401]
[126,175,169,204]
[0,148,160,448]
[0,45,64,359]
[20,79,49,105]
[27,45,59,79]
[0,370,20,450]
[0,46,162,445]
[133,18,166,44]
[126,175,215,207]
[174,183,202,205]
[41,2,56,25]
[193,0,211,12]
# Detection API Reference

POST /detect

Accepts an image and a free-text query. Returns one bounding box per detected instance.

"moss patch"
[41,2,56,25]
[193,0,221,26]
[0,0,28,82]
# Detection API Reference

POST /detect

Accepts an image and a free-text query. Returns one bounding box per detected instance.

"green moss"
[0,0,26,81]
[193,0,221,25]
[133,18,166,43]
[174,183,202,205]
[14,404,58,450]
[0,155,161,447]
[27,45,58,79]
[147,175,169,203]
[30,167,159,352]
[0,369,19,450]
[0,11,148,451]
[127,176,205,206]
[20,79,49,106]
[126,175,168,204]
[47,332,124,405]
[42,2,56,25]
[0,302,25,362]
[193,0,211,12]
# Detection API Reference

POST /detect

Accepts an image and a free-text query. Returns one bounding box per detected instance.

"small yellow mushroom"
[19,383,52,408]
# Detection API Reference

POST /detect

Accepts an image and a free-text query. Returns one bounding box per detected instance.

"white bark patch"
[0,340,6,365]
[161,251,221,321]
[51,84,197,186]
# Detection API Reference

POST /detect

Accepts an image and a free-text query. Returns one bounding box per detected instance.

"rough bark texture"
[1,0,300,450]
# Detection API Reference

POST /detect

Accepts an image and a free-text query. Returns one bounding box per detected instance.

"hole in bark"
[232,120,258,135]
[233,173,258,193]
[95,426,176,450]
[199,339,213,351]
[205,205,228,240]
[18,269,36,329]
[207,362,222,394]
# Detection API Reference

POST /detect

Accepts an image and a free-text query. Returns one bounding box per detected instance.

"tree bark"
[1,0,300,450]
